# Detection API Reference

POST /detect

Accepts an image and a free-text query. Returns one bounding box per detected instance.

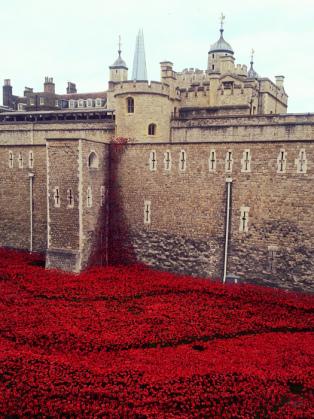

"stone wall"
[0,119,114,146]
[0,116,114,271]
[80,140,109,269]
[0,144,47,252]
[46,139,81,270]
[46,138,109,272]
[110,141,314,291]
[171,114,314,143]
[0,110,313,292]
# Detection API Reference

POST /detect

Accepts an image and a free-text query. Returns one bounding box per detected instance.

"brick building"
[0,22,313,292]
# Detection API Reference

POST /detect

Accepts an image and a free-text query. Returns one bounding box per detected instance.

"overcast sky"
[1,0,313,112]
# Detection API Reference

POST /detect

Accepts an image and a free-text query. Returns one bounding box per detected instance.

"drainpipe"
[223,177,233,284]
[28,173,35,252]
[105,145,111,266]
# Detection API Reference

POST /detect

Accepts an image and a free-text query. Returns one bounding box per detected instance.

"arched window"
[88,151,98,169]
[148,123,156,136]
[127,97,134,113]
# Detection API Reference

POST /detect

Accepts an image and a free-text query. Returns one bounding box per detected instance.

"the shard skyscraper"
[132,29,148,81]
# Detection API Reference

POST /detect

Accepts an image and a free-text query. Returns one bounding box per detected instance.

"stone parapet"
[171,113,314,143]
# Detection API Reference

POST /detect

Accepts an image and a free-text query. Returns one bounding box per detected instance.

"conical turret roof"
[111,53,127,69]
[209,28,234,55]
[110,37,128,70]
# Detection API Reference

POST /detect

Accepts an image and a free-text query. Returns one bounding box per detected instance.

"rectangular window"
[239,206,250,233]
[18,153,23,169]
[29,98,35,106]
[55,100,59,107]
[277,149,287,173]
[144,200,151,224]
[225,150,233,173]
[9,151,14,168]
[67,188,74,208]
[179,150,187,172]
[295,149,307,174]
[53,187,60,208]
[127,97,134,113]
[69,100,76,109]
[241,149,251,173]
[78,99,85,108]
[209,149,216,172]
[39,97,44,106]
[149,150,157,171]
[17,103,26,111]
[95,98,102,107]
[164,150,171,171]
[28,151,34,169]
[87,186,92,208]
[87,99,93,108]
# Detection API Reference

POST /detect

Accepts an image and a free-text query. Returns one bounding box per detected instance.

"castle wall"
[0,117,113,272]
[171,114,314,143]
[179,88,211,108]
[261,93,287,115]
[46,139,81,271]
[110,137,313,291]
[0,120,114,146]
[0,109,313,291]
[45,139,109,272]
[80,140,109,269]
[0,144,47,252]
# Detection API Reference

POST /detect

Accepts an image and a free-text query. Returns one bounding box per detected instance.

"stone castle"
[0,20,313,291]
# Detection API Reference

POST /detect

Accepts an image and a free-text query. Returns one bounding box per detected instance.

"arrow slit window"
[295,149,307,173]
[144,200,151,224]
[239,206,250,233]
[209,149,216,172]
[179,150,187,172]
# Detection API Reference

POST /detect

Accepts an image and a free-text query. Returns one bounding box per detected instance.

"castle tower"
[109,36,128,83]
[132,29,148,81]
[207,14,235,73]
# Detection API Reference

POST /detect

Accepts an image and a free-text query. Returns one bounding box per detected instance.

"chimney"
[67,82,77,94]
[44,76,55,94]
[3,79,13,107]
[275,75,284,89]
[160,61,176,81]
[24,87,33,96]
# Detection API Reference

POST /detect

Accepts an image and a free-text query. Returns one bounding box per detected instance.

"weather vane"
[220,13,225,31]
[251,48,255,62]
[118,35,122,54]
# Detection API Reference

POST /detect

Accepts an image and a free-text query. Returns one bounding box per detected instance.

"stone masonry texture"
[0,112,313,291]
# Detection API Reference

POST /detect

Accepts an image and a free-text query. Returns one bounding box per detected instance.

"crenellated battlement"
[176,69,211,85]
[113,80,174,97]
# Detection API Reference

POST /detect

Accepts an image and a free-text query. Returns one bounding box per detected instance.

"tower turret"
[248,49,259,79]
[109,36,128,83]
[207,13,235,73]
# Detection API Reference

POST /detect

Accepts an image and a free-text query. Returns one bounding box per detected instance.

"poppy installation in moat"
[0,248,313,416]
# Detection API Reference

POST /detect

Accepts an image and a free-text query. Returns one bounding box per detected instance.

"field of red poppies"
[0,248,313,417]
